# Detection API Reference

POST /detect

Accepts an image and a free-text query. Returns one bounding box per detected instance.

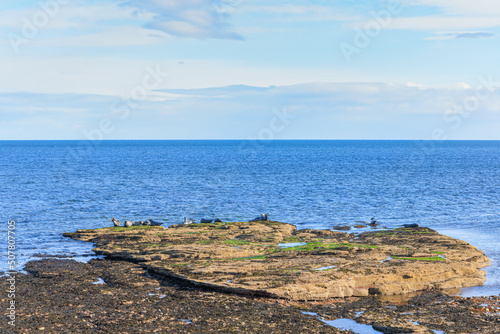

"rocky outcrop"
[63,222,490,301]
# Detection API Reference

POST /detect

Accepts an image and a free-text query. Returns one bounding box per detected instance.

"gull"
[183,217,196,225]
[111,217,122,227]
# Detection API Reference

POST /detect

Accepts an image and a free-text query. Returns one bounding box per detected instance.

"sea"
[1,140,499,297]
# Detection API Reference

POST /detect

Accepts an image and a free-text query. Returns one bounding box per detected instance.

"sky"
[1,0,500,140]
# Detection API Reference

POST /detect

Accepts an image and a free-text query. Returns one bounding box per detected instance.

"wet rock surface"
[2,258,498,333]
[2,259,343,333]
[64,221,490,301]
[308,291,500,333]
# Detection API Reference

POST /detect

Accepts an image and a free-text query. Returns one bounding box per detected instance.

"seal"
[250,214,268,222]
[147,219,163,226]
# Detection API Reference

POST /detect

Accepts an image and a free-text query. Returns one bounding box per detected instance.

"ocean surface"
[1,140,499,296]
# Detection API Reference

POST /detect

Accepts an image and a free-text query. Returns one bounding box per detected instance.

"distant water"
[1,140,499,296]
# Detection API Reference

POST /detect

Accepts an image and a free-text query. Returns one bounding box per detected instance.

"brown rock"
[64,223,490,301]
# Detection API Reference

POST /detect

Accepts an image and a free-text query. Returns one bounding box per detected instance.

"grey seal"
[402,223,419,228]
[249,214,268,222]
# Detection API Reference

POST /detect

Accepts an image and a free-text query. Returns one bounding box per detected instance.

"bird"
[111,217,122,227]
[124,221,134,227]
[369,217,378,225]
[183,217,196,225]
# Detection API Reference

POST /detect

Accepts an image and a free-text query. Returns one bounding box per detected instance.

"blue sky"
[1,0,500,139]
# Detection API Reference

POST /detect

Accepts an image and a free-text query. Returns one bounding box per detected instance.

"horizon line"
[1,139,500,142]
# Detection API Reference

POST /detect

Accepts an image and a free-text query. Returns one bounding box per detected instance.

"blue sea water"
[1,140,499,296]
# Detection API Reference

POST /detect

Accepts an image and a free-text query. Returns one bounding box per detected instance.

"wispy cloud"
[425,31,496,40]
[0,0,242,49]
[239,4,357,22]
[22,26,169,47]
[382,16,500,31]
[456,32,495,39]
[0,3,142,30]
[121,0,242,39]
[362,1,500,31]
[410,0,500,16]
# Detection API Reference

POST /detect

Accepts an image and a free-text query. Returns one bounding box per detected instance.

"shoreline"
[4,257,499,333]
[2,220,498,333]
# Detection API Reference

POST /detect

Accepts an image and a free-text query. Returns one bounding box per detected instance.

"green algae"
[196,240,215,245]
[371,228,436,237]
[187,221,244,229]
[231,255,268,261]
[272,242,378,253]
[189,223,223,228]
[223,239,251,245]
[393,256,444,261]
[282,236,302,243]
[145,243,172,248]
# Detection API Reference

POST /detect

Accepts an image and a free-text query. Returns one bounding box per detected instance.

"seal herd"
[111,217,163,227]
[110,213,270,228]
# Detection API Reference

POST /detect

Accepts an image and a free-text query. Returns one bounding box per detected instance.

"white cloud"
[121,0,242,39]
[0,2,164,50]
[453,82,473,89]
[425,31,496,40]
[0,0,239,49]
[0,56,353,95]
[387,16,500,30]
[352,1,500,31]
[409,0,500,15]
[0,3,142,30]
[25,26,170,47]
[238,4,357,22]
[2,82,500,140]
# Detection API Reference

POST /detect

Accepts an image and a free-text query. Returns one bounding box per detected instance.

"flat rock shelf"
[63,221,491,301]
